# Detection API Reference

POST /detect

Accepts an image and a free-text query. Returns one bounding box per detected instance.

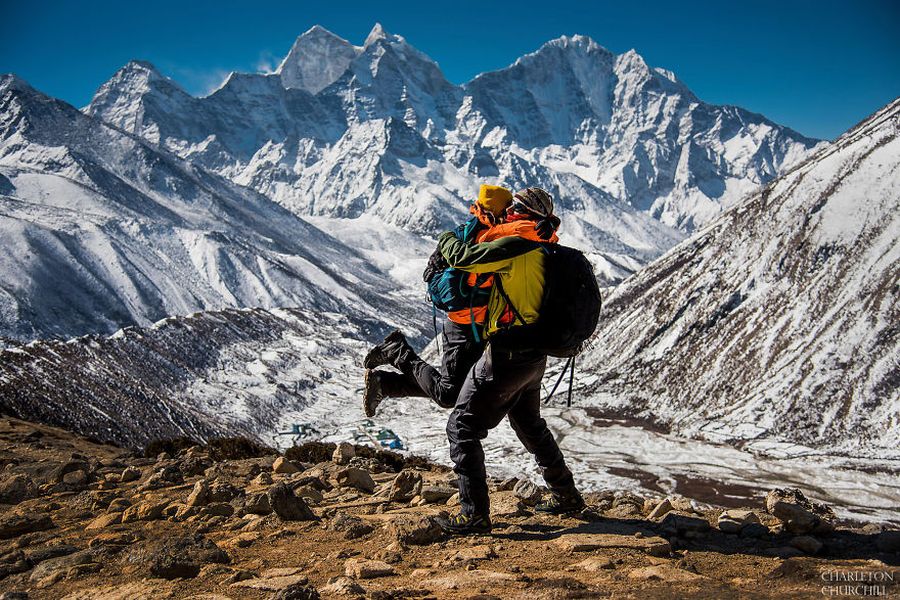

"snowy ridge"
[0,75,420,341]
[577,98,900,458]
[84,25,824,280]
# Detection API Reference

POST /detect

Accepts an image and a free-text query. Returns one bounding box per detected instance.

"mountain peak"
[277,25,359,93]
[364,22,389,47]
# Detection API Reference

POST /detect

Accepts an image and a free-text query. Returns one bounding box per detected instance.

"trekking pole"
[543,356,573,405]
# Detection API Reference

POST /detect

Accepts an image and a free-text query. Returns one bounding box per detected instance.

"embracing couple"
[362,185,585,535]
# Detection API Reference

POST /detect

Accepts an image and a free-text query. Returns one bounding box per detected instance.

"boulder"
[119,467,141,483]
[62,470,89,487]
[717,509,761,533]
[765,488,835,534]
[29,549,98,588]
[790,535,824,555]
[186,479,210,507]
[554,533,671,557]
[295,486,323,505]
[420,484,456,503]
[273,457,301,474]
[272,582,321,600]
[267,483,316,521]
[647,498,675,521]
[335,468,376,494]
[0,475,36,504]
[328,513,374,540]
[628,565,705,582]
[387,516,443,546]
[323,576,366,596]
[0,514,54,540]
[344,558,395,579]
[86,513,122,530]
[243,492,273,515]
[148,534,229,579]
[388,470,422,502]
[660,513,711,537]
[512,479,541,506]
[332,442,355,466]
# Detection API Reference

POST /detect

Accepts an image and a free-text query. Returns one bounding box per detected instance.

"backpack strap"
[494,276,527,328]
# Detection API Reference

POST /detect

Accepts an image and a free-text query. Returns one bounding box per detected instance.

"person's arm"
[438,232,536,274]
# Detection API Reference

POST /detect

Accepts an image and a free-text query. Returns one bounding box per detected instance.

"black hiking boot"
[363,370,384,418]
[436,512,492,536]
[363,330,412,369]
[535,492,586,515]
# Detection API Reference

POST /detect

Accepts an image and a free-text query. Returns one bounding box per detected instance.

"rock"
[324,576,366,596]
[122,499,168,523]
[88,531,139,548]
[790,535,823,555]
[272,582,321,600]
[648,498,675,521]
[295,485,323,505]
[512,479,541,506]
[186,479,210,507]
[420,484,456,503]
[119,467,141,483]
[571,556,614,571]
[332,442,355,466]
[554,533,671,557]
[230,568,310,592]
[224,569,257,583]
[449,544,497,563]
[740,523,770,539]
[606,503,644,519]
[388,470,422,502]
[243,492,273,515]
[628,565,705,582]
[876,530,900,554]
[139,465,183,490]
[106,497,131,513]
[660,513,711,537]
[717,509,761,533]
[225,532,260,549]
[328,513,374,540]
[50,460,91,484]
[0,475,36,504]
[763,546,805,558]
[29,549,96,587]
[86,512,122,530]
[0,591,28,599]
[0,514,54,540]
[202,502,235,518]
[489,491,528,518]
[765,488,835,534]
[267,483,316,521]
[148,534,229,579]
[497,477,518,491]
[335,467,376,494]
[446,492,460,507]
[344,558,395,579]
[251,472,273,487]
[62,469,89,487]
[273,457,301,474]
[387,515,443,546]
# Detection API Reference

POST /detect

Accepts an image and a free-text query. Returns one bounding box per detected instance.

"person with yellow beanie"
[362,184,513,416]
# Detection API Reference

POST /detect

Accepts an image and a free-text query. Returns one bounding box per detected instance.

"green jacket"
[438,232,547,337]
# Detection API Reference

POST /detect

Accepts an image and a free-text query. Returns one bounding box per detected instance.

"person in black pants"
[362,185,513,415]
[435,187,585,535]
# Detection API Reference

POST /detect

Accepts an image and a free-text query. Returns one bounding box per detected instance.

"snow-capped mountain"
[578,98,900,458]
[85,25,822,281]
[4,27,830,302]
[0,74,424,341]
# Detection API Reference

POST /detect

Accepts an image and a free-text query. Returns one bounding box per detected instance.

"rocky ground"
[0,417,897,600]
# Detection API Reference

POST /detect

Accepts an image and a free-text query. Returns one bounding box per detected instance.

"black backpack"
[493,244,602,358]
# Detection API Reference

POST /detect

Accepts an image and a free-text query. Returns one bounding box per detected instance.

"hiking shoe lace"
[535,492,586,515]
[436,512,492,535]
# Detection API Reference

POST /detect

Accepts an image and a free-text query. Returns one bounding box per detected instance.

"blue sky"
[1,0,897,140]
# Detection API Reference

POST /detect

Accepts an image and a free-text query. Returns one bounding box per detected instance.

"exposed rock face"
[766,488,836,534]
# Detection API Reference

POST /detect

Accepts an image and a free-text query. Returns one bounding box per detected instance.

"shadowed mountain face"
[578,99,900,458]
[84,25,821,273]
[0,75,421,341]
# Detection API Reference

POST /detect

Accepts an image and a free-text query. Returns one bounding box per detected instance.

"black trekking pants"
[446,343,577,517]
[378,320,484,409]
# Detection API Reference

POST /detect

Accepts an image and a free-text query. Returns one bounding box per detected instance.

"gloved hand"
[422,247,449,283]
[535,214,561,240]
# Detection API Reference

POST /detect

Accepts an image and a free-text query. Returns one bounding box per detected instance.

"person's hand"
[535,214,561,240]
[423,248,450,282]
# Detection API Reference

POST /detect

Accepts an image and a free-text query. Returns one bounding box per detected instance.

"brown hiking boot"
[363,370,384,417]
[363,330,412,369]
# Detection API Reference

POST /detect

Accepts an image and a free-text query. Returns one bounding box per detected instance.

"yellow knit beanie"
[475,184,513,217]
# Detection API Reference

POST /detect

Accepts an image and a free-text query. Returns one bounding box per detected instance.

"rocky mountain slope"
[0,75,420,341]
[0,418,896,599]
[579,98,900,458]
[84,25,823,280]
